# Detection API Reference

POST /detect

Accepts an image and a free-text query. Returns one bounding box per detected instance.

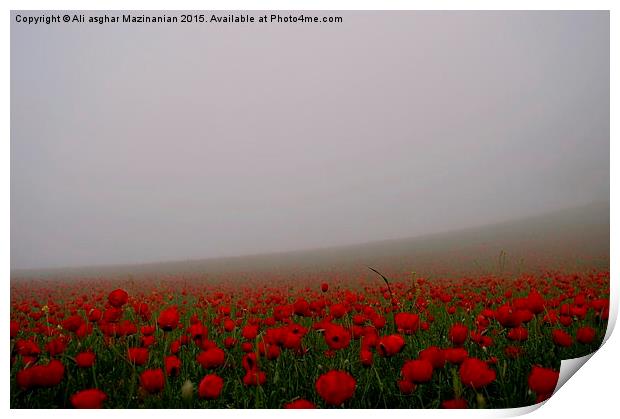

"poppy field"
[10,270,609,409]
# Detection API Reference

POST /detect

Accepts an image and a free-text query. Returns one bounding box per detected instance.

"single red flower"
[398,379,416,395]
[528,365,559,396]
[448,323,468,345]
[223,318,235,332]
[442,398,468,409]
[62,315,85,333]
[507,326,528,341]
[576,327,596,344]
[10,321,19,338]
[552,329,573,347]
[285,399,316,408]
[402,359,434,383]
[459,358,496,389]
[321,283,329,293]
[360,348,374,366]
[141,325,156,336]
[198,374,224,399]
[241,324,259,340]
[315,370,356,406]
[165,355,181,377]
[324,324,351,350]
[108,289,128,308]
[377,334,405,357]
[419,346,446,369]
[127,347,149,366]
[70,388,107,408]
[75,352,96,368]
[196,347,225,369]
[329,304,347,319]
[394,313,420,334]
[157,306,180,331]
[140,369,165,393]
[444,347,468,364]
[242,352,259,372]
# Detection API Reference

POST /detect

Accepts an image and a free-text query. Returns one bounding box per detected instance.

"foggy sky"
[11,11,609,270]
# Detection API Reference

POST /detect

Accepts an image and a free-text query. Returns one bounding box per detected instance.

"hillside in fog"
[12,201,609,281]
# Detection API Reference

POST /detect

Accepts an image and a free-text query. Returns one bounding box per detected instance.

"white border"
[2,1,617,419]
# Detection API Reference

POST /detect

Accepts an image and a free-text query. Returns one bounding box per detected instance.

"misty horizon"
[11,11,610,270]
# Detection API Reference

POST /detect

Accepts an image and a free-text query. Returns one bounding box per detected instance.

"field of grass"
[10,202,610,408]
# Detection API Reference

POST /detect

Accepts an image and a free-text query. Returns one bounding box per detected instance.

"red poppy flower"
[108,289,128,308]
[442,398,468,409]
[324,324,351,350]
[140,369,165,393]
[70,388,107,408]
[398,379,416,395]
[315,370,356,406]
[576,327,596,344]
[157,306,180,331]
[526,290,545,314]
[198,374,224,399]
[141,325,156,336]
[552,329,573,347]
[165,355,181,376]
[243,369,267,386]
[75,352,96,368]
[103,307,123,323]
[241,324,259,340]
[528,365,559,396]
[242,352,259,372]
[448,323,468,345]
[62,315,85,333]
[444,347,468,364]
[293,298,311,316]
[394,313,420,334]
[10,321,19,338]
[266,344,281,360]
[45,337,67,356]
[377,334,405,357]
[459,358,496,389]
[223,318,235,332]
[360,348,374,366]
[419,346,446,369]
[495,305,522,328]
[507,326,528,341]
[127,347,149,366]
[141,335,156,347]
[402,359,434,383]
[285,399,316,408]
[329,304,347,319]
[196,347,225,369]
[88,308,103,322]
[223,337,237,349]
[321,283,329,293]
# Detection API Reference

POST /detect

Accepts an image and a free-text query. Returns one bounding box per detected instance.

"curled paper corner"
[555,353,594,393]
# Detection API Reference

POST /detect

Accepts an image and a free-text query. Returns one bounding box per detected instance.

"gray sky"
[11,11,609,270]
